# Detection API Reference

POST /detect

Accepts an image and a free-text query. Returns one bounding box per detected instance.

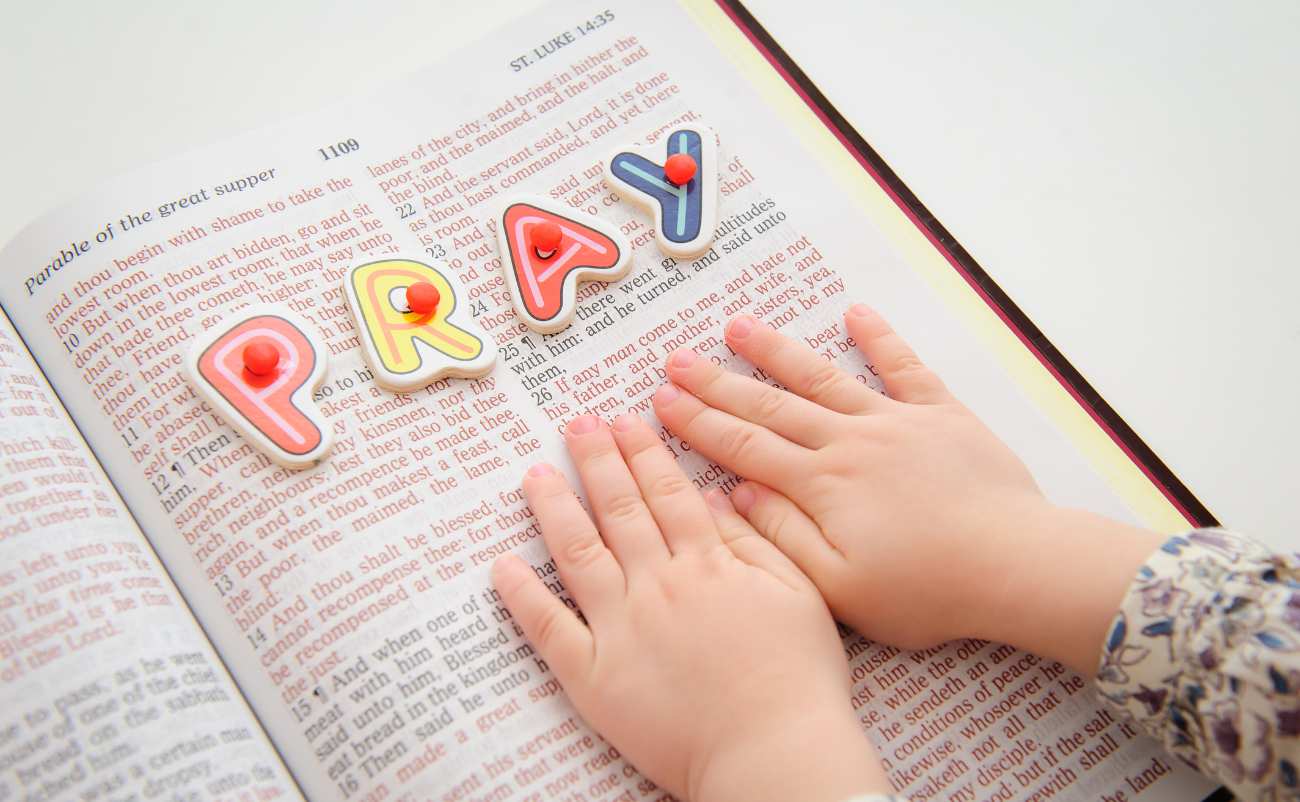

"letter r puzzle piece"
[604,124,719,259]
[184,304,332,469]
[496,195,632,334]
[343,256,496,392]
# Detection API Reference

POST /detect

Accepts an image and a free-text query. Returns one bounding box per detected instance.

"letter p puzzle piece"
[185,304,331,469]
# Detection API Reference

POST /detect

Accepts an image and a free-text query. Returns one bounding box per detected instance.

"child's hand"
[493,413,888,802]
[652,305,1163,674]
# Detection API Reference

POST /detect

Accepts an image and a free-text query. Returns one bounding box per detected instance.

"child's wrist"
[939,494,1061,645]
[973,502,1164,676]
[692,707,889,802]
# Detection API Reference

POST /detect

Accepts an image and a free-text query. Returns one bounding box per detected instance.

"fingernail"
[669,348,696,368]
[612,413,637,432]
[728,315,755,339]
[493,553,526,578]
[527,462,555,477]
[654,384,680,404]
[848,303,872,317]
[730,484,756,514]
[567,415,599,435]
[705,489,731,511]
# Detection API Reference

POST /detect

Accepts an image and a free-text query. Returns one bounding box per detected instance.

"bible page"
[0,313,298,800]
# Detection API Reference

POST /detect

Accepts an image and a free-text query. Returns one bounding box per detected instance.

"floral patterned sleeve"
[1096,528,1300,799]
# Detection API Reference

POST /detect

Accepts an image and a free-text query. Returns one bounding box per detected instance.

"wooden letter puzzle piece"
[604,124,719,259]
[343,256,496,391]
[496,195,632,333]
[185,304,331,469]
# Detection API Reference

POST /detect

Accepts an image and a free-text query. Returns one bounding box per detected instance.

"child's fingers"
[522,464,627,622]
[723,315,885,415]
[843,305,952,405]
[703,489,811,590]
[493,554,594,687]
[663,346,839,448]
[652,384,814,492]
[564,417,671,568]
[730,482,844,586]
[611,413,719,554]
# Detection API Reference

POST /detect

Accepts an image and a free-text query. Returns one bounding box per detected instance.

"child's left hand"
[493,413,888,802]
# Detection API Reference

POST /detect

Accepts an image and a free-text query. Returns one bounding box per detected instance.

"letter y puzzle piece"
[343,256,496,391]
[496,195,631,333]
[185,304,331,469]
[605,124,719,258]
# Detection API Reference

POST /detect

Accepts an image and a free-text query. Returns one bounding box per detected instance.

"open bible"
[0,2,1219,800]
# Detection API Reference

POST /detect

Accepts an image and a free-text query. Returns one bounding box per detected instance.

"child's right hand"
[653,305,1164,674]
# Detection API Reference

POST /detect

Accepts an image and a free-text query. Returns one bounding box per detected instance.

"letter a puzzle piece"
[343,256,496,392]
[185,305,331,469]
[496,195,631,334]
[604,124,719,259]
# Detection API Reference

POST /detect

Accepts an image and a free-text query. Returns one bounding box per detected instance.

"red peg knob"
[243,339,280,376]
[406,281,440,315]
[533,221,562,257]
[664,153,697,186]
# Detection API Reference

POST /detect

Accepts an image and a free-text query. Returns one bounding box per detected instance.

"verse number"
[396,202,416,219]
[149,472,171,495]
[289,696,312,724]
[425,244,446,260]
[318,138,360,161]
[247,626,268,651]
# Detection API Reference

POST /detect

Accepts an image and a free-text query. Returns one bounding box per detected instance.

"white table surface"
[3,1,1295,536]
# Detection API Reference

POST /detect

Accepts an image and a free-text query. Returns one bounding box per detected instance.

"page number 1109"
[318,138,360,161]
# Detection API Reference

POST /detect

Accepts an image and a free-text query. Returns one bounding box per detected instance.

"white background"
[3,1,1296,535]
